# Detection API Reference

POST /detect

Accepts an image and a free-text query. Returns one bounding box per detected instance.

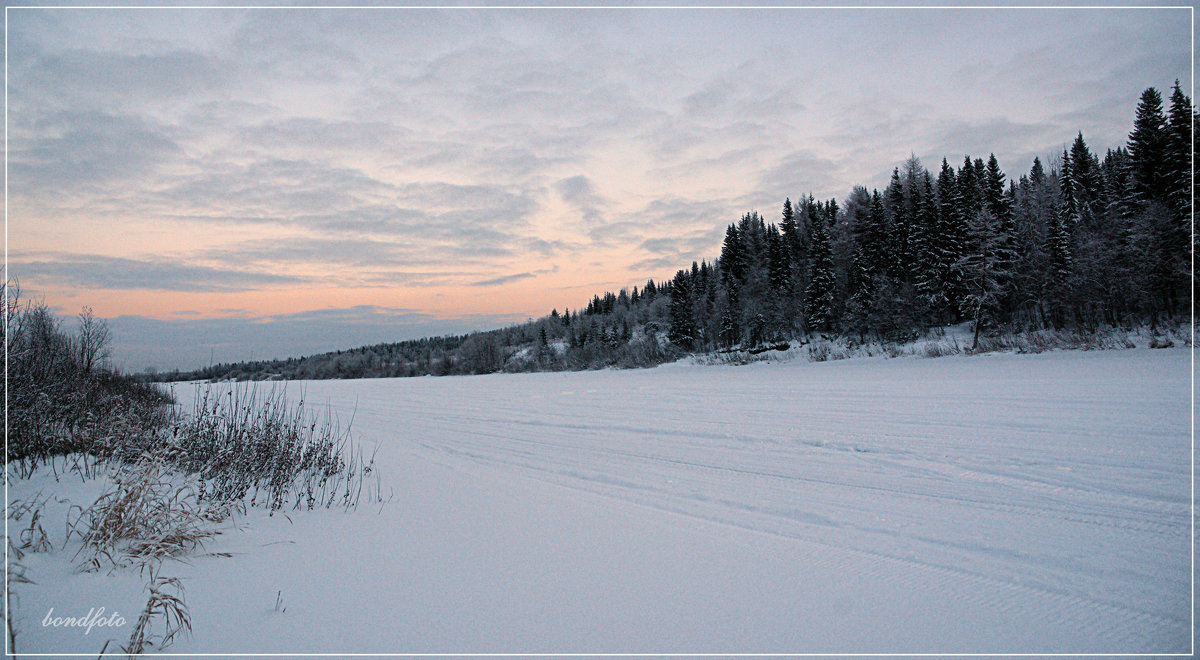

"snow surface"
[8,347,1193,654]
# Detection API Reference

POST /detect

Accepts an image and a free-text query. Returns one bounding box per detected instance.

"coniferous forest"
[159,84,1195,382]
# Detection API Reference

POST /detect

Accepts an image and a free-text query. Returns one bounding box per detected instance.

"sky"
[6,3,1193,372]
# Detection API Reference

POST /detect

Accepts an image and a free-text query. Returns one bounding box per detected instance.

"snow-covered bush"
[5,282,174,474]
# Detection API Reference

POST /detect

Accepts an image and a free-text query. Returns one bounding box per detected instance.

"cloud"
[264,305,424,325]
[152,157,394,219]
[11,46,231,111]
[927,119,1063,163]
[556,174,627,246]
[10,252,306,293]
[469,272,537,287]
[753,149,845,203]
[226,11,364,83]
[628,256,685,273]
[519,237,578,257]
[637,237,683,255]
[554,175,602,209]
[636,226,725,260]
[235,118,411,154]
[555,173,606,218]
[639,196,728,228]
[201,235,436,270]
[9,110,182,192]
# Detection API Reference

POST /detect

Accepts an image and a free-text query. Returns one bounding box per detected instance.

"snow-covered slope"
[11,348,1192,654]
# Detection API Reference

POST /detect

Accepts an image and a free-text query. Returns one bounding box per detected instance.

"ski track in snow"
[346,349,1191,652]
[11,348,1192,654]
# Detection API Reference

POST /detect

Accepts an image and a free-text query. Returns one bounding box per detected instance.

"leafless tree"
[77,306,111,375]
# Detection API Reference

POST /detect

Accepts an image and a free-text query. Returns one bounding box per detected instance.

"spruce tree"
[1047,203,1073,291]
[779,197,804,291]
[956,155,983,232]
[668,270,697,349]
[804,208,837,332]
[1059,148,1078,222]
[863,189,889,278]
[913,170,941,308]
[720,282,741,348]
[983,155,1017,311]
[1030,156,1046,186]
[1166,80,1194,218]
[936,158,966,317]
[720,224,745,287]
[767,223,792,293]
[884,168,910,279]
[779,197,801,255]
[843,247,873,339]
[1128,86,1169,202]
[1102,147,1139,223]
[984,154,1012,225]
[1069,133,1102,220]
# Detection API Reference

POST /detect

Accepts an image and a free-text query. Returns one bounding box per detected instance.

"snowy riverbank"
[9,346,1192,654]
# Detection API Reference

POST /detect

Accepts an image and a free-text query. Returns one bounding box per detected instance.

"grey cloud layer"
[10,252,306,293]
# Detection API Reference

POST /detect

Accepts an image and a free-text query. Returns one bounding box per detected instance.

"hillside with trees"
[157,83,1196,383]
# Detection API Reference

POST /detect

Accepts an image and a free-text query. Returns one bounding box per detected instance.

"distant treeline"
[155,84,1195,382]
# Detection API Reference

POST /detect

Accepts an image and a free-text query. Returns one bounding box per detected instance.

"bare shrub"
[918,338,962,358]
[614,335,668,368]
[1149,335,1175,348]
[5,281,174,472]
[809,339,832,362]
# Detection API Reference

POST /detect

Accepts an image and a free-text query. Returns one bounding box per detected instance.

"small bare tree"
[2,274,21,353]
[77,306,111,375]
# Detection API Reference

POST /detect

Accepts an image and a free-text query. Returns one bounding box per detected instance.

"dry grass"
[8,496,54,557]
[71,456,222,572]
[5,383,380,656]
[123,571,191,655]
[5,559,34,655]
[6,460,233,655]
[171,384,377,512]
[5,291,381,655]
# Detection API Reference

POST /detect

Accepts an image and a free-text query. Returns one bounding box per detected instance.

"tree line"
[158,83,1194,382]
[666,83,1193,351]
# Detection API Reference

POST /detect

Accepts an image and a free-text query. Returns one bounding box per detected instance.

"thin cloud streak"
[10,252,307,293]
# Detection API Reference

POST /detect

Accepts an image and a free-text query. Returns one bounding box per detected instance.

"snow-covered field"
[9,347,1193,654]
